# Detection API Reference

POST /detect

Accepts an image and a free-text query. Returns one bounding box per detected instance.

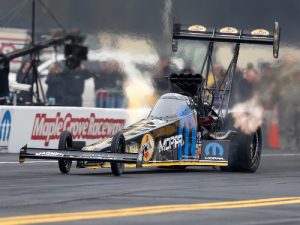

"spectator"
[243,63,260,84]
[16,61,32,104]
[257,62,275,108]
[45,63,65,105]
[210,64,229,109]
[207,63,228,88]
[239,63,261,100]
[63,63,92,107]
[0,54,9,105]
[216,64,227,86]
[255,62,277,147]
[94,61,126,108]
[230,63,259,106]
[271,55,300,150]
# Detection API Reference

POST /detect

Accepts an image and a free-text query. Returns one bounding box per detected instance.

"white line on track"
[262,153,300,157]
[0,161,56,164]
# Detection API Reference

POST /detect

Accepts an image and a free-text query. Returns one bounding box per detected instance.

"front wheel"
[58,131,73,174]
[110,132,126,176]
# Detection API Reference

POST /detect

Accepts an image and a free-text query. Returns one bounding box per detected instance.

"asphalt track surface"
[0,149,300,225]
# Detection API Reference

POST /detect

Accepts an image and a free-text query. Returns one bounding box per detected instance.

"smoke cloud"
[231,95,264,134]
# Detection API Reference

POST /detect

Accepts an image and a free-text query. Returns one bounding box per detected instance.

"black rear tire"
[58,131,73,174]
[111,132,126,176]
[221,127,262,173]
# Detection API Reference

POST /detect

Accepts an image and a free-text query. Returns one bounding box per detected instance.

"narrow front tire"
[58,131,73,174]
[110,132,126,176]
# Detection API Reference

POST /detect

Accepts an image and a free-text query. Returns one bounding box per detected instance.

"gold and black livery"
[19,22,281,176]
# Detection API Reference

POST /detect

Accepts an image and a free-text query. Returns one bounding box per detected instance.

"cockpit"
[149,93,195,120]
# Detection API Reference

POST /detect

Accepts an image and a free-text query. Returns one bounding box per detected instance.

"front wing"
[19,148,229,168]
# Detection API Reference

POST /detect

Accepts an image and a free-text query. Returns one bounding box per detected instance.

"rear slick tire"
[221,128,262,173]
[110,132,126,176]
[58,130,73,174]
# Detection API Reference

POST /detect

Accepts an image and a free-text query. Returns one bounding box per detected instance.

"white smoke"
[230,94,264,134]
[122,58,157,109]
[89,48,159,109]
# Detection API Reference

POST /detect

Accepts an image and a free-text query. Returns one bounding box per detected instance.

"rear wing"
[172,22,281,58]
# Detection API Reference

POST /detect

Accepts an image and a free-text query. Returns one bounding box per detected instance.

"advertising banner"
[0,106,149,153]
[0,109,13,152]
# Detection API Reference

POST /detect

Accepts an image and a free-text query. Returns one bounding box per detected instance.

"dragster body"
[19,22,280,176]
[20,93,231,170]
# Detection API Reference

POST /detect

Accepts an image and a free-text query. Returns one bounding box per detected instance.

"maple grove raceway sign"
[1,106,149,153]
[31,113,126,146]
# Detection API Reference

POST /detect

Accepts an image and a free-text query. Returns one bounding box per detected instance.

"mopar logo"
[158,134,183,152]
[205,142,224,157]
[0,111,11,142]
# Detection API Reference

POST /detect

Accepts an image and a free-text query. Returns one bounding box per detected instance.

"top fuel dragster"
[19,22,281,176]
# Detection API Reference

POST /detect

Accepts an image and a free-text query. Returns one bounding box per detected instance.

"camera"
[64,43,88,70]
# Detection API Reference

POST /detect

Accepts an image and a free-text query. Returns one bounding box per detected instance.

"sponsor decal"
[31,113,125,146]
[251,29,270,36]
[188,25,207,32]
[204,142,224,160]
[81,152,119,160]
[123,120,151,136]
[196,146,202,158]
[85,146,94,151]
[86,137,114,151]
[152,124,177,138]
[140,133,154,162]
[35,152,64,157]
[220,27,238,34]
[0,110,11,142]
[214,132,226,138]
[196,132,202,144]
[126,141,139,153]
[158,134,183,152]
[138,151,143,161]
[177,106,197,160]
[196,132,202,158]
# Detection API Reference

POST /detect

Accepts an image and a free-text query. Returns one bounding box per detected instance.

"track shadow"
[64,166,222,177]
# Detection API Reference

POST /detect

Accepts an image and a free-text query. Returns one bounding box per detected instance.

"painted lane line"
[0,197,300,225]
[262,153,300,157]
[0,161,56,164]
